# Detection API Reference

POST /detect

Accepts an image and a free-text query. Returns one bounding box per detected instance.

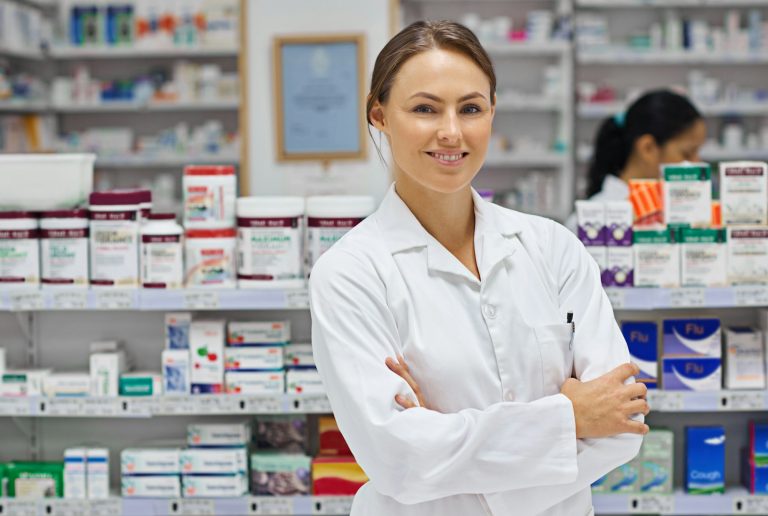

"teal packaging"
[686,426,726,494]
[640,429,674,493]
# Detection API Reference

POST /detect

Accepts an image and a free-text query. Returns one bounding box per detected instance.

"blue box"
[621,321,658,389]
[686,427,726,494]
[662,357,721,391]
[663,318,722,358]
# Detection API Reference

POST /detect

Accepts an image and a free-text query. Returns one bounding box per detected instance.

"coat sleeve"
[483,222,644,514]
[309,246,579,505]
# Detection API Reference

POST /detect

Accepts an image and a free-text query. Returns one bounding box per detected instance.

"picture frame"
[273,33,367,162]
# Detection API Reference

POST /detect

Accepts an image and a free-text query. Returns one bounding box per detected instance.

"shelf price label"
[606,289,625,310]
[0,397,30,416]
[45,499,87,516]
[169,499,215,515]
[647,391,684,412]
[46,398,84,416]
[722,391,765,411]
[735,286,768,307]
[184,291,220,310]
[82,398,120,416]
[248,497,294,515]
[244,395,282,414]
[734,495,768,514]
[628,494,674,514]
[95,290,137,310]
[312,496,354,515]
[290,395,332,414]
[668,288,705,308]
[89,499,122,516]
[159,396,197,415]
[10,291,44,311]
[2,500,36,516]
[286,289,309,309]
[52,290,88,310]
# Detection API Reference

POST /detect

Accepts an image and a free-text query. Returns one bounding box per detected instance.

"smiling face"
[369,48,495,194]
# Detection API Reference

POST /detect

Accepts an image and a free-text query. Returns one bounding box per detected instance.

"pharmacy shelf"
[484,151,568,167]
[94,153,240,168]
[0,288,309,311]
[53,99,240,113]
[495,96,563,112]
[606,286,768,310]
[579,101,768,118]
[0,99,49,112]
[49,45,239,59]
[0,45,44,60]
[648,390,768,412]
[578,0,768,7]
[485,41,570,57]
[577,145,768,163]
[578,49,768,65]
[593,488,767,515]
[0,496,354,516]
[0,393,331,418]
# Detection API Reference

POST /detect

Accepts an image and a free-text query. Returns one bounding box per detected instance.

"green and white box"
[680,228,727,287]
[119,372,162,396]
[121,448,181,475]
[662,163,712,226]
[284,343,315,368]
[182,473,248,498]
[122,475,181,498]
[634,229,680,288]
[180,448,247,475]
[727,227,768,285]
[720,161,768,225]
[187,423,250,447]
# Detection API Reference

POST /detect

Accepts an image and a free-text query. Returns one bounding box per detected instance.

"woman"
[565,90,706,232]
[310,20,648,516]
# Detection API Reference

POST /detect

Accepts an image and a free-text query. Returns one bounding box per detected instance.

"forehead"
[671,119,707,144]
[390,48,491,99]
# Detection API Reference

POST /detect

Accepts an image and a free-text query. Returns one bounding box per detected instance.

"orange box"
[312,457,368,495]
[629,179,664,226]
[318,416,352,456]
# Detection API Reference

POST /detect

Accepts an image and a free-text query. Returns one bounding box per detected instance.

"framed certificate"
[273,34,367,161]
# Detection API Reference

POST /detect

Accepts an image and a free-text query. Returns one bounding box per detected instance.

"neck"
[394,175,475,254]
[619,154,652,183]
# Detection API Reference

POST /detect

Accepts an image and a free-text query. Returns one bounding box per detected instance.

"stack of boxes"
[251,415,312,496]
[121,448,182,497]
[163,313,192,395]
[621,321,659,389]
[182,423,250,497]
[592,429,674,494]
[63,448,109,499]
[576,200,634,287]
[744,421,768,494]
[225,321,289,395]
[662,318,723,391]
[191,320,226,394]
[312,415,368,496]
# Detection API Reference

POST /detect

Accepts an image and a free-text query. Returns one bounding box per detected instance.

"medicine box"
[719,161,768,225]
[663,318,722,358]
[121,448,181,475]
[180,448,247,475]
[662,357,722,391]
[190,320,225,385]
[162,349,190,395]
[724,327,765,390]
[224,371,284,395]
[228,321,291,345]
[686,426,725,494]
[284,343,315,369]
[165,312,191,349]
[182,474,248,498]
[122,475,181,498]
[575,201,605,246]
[187,423,251,447]
[224,346,283,371]
[620,321,658,389]
[662,163,713,226]
[251,453,311,496]
[285,368,325,395]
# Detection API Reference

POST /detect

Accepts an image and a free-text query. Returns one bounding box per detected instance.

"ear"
[368,98,389,135]
[634,134,659,164]
[490,93,496,119]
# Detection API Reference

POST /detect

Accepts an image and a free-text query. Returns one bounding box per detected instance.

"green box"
[6,462,63,499]
[119,373,161,396]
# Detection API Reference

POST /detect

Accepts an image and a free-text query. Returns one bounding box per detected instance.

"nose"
[436,111,462,145]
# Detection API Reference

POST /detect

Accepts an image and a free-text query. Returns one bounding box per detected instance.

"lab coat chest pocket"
[534,323,574,396]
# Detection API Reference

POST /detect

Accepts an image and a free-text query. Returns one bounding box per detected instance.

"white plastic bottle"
[183,165,236,229]
[141,213,184,289]
[185,228,237,289]
[89,190,141,288]
[305,196,375,273]
[40,209,89,288]
[0,211,40,289]
[236,197,305,289]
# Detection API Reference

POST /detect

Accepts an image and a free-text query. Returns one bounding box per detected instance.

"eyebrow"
[408,91,488,103]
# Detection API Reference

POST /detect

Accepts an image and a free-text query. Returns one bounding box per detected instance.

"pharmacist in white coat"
[310,21,649,516]
[565,90,706,233]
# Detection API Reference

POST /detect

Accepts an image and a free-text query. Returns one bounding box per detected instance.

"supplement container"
[141,213,184,289]
[40,209,89,288]
[305,196,374,272]
[89,190,141,288]
[138,189,152,223]
[236,197,305,289]
[183,165,236,229]
[0,211,39,289]
[185,228,236,288]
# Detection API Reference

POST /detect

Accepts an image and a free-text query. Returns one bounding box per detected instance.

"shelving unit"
[52,100,240,113]
[49,46,239,59]
[593,488,768,516]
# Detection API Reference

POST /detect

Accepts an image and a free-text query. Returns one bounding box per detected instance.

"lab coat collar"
[375,184,522,280]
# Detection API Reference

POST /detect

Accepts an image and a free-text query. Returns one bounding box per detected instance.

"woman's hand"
[385,354,433,410]
[560,363,650,439]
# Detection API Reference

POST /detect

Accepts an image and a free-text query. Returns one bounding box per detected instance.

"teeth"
[433,153,463,162]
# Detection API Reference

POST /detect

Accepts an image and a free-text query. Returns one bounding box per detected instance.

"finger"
[395,394,417,409]
[622,420,650,435]
[611,363,640,382]
[397,354,411,374]
[624,399,650,416]
[625,382,648,400]
[386,357,422,400]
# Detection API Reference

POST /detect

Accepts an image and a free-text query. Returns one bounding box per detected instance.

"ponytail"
[586,89,702,198]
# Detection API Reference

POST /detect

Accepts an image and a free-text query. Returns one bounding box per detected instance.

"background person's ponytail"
[586,89,702,198]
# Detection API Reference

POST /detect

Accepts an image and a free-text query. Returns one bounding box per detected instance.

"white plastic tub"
[0,154,95,211]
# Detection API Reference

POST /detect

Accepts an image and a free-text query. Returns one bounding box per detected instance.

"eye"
[461,104,482,114]
[413,104,435,114]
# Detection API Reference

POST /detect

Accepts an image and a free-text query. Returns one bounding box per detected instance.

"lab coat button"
[483,304,497,319]
[504,390,515,401]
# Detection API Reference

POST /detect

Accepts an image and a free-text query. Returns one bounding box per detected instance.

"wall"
[245,0,395,201]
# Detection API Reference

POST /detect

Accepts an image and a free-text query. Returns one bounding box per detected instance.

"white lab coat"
[309,184,643,516]
[565,175,630,234]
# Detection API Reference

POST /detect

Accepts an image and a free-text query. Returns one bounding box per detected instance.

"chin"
[417,172,476,195]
